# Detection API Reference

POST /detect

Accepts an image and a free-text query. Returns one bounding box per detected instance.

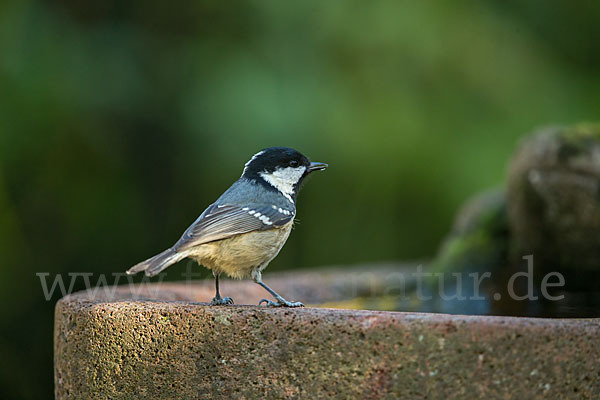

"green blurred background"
[1,0,599,398]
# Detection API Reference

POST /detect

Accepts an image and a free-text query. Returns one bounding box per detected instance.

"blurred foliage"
[0,0,599,398]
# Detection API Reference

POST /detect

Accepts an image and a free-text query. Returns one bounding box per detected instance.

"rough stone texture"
[55,281,600,399]
[507,124,600,278]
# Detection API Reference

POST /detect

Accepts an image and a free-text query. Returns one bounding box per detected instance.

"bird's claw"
[210,296,234,306]
[258,298,304,308]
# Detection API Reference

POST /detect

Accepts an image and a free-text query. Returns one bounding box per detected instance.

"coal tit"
[127,147,327,307]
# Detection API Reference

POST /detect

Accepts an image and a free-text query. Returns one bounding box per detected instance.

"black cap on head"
[242,147,311,177]
[241,147,327,201]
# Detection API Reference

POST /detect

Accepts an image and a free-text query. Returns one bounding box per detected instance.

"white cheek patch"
[259,166,306,203]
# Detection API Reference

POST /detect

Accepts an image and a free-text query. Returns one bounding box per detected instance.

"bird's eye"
[289,160,299,167]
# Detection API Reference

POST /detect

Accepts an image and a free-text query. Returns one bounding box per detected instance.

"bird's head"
[242,147,327,203]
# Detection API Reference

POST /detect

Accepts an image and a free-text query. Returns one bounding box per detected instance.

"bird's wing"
[174,203,294,251]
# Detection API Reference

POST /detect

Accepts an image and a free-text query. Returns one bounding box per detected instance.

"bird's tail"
[126,247,186,277]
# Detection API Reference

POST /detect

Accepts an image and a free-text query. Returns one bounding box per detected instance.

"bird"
[126,147,327,307]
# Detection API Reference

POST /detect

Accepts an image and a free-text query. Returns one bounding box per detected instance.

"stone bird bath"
[54,265,599,399]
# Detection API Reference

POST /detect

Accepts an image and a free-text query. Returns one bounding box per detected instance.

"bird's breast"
[190,221,293,279]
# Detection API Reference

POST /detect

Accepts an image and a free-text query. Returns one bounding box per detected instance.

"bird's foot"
[259,298,304,307]
[210,296,234,306]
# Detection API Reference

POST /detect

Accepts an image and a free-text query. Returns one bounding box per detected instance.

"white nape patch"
[259,166,306,203]
[241,150,265,176]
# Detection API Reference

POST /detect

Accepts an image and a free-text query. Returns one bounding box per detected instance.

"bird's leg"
[252,271,304,307]
[209,272,234,305]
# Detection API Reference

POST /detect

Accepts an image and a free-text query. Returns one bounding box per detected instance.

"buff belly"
[186,221,293,279]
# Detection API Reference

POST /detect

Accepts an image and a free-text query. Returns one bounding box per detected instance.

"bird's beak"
[308,162,328,172]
